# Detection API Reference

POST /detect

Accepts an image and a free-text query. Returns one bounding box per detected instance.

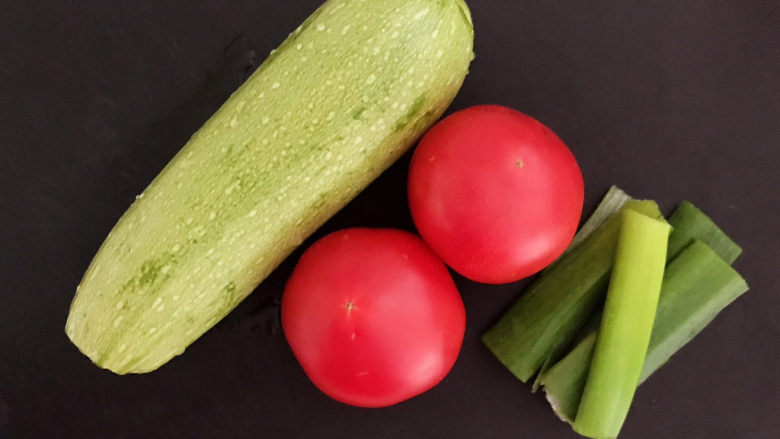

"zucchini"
[66,0,474,374]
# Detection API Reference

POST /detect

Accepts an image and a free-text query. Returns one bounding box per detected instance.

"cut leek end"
[539,331,597,424]
[667,200,742,263]
[480,332,536,382]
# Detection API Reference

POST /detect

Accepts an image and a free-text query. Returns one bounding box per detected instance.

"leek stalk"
[573,209,670,439]
[482,201,663,382]
[540,201,747,424]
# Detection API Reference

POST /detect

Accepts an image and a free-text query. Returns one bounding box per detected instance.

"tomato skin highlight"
[408,105,584,284]
[281,228,465,408]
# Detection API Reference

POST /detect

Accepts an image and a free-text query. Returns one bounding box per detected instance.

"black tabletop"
[1,1,778,438]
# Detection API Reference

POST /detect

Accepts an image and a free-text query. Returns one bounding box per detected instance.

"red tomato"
[408,105,584,284]
[281,228,465,408]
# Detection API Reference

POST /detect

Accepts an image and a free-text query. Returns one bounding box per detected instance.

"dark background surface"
[1,0,778,438]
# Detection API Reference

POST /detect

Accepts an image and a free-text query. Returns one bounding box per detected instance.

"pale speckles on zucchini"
[66,0,474,374]
[393,94,428,132]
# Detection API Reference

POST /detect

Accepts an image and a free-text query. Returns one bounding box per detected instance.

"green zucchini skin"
[66,0,474,374]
